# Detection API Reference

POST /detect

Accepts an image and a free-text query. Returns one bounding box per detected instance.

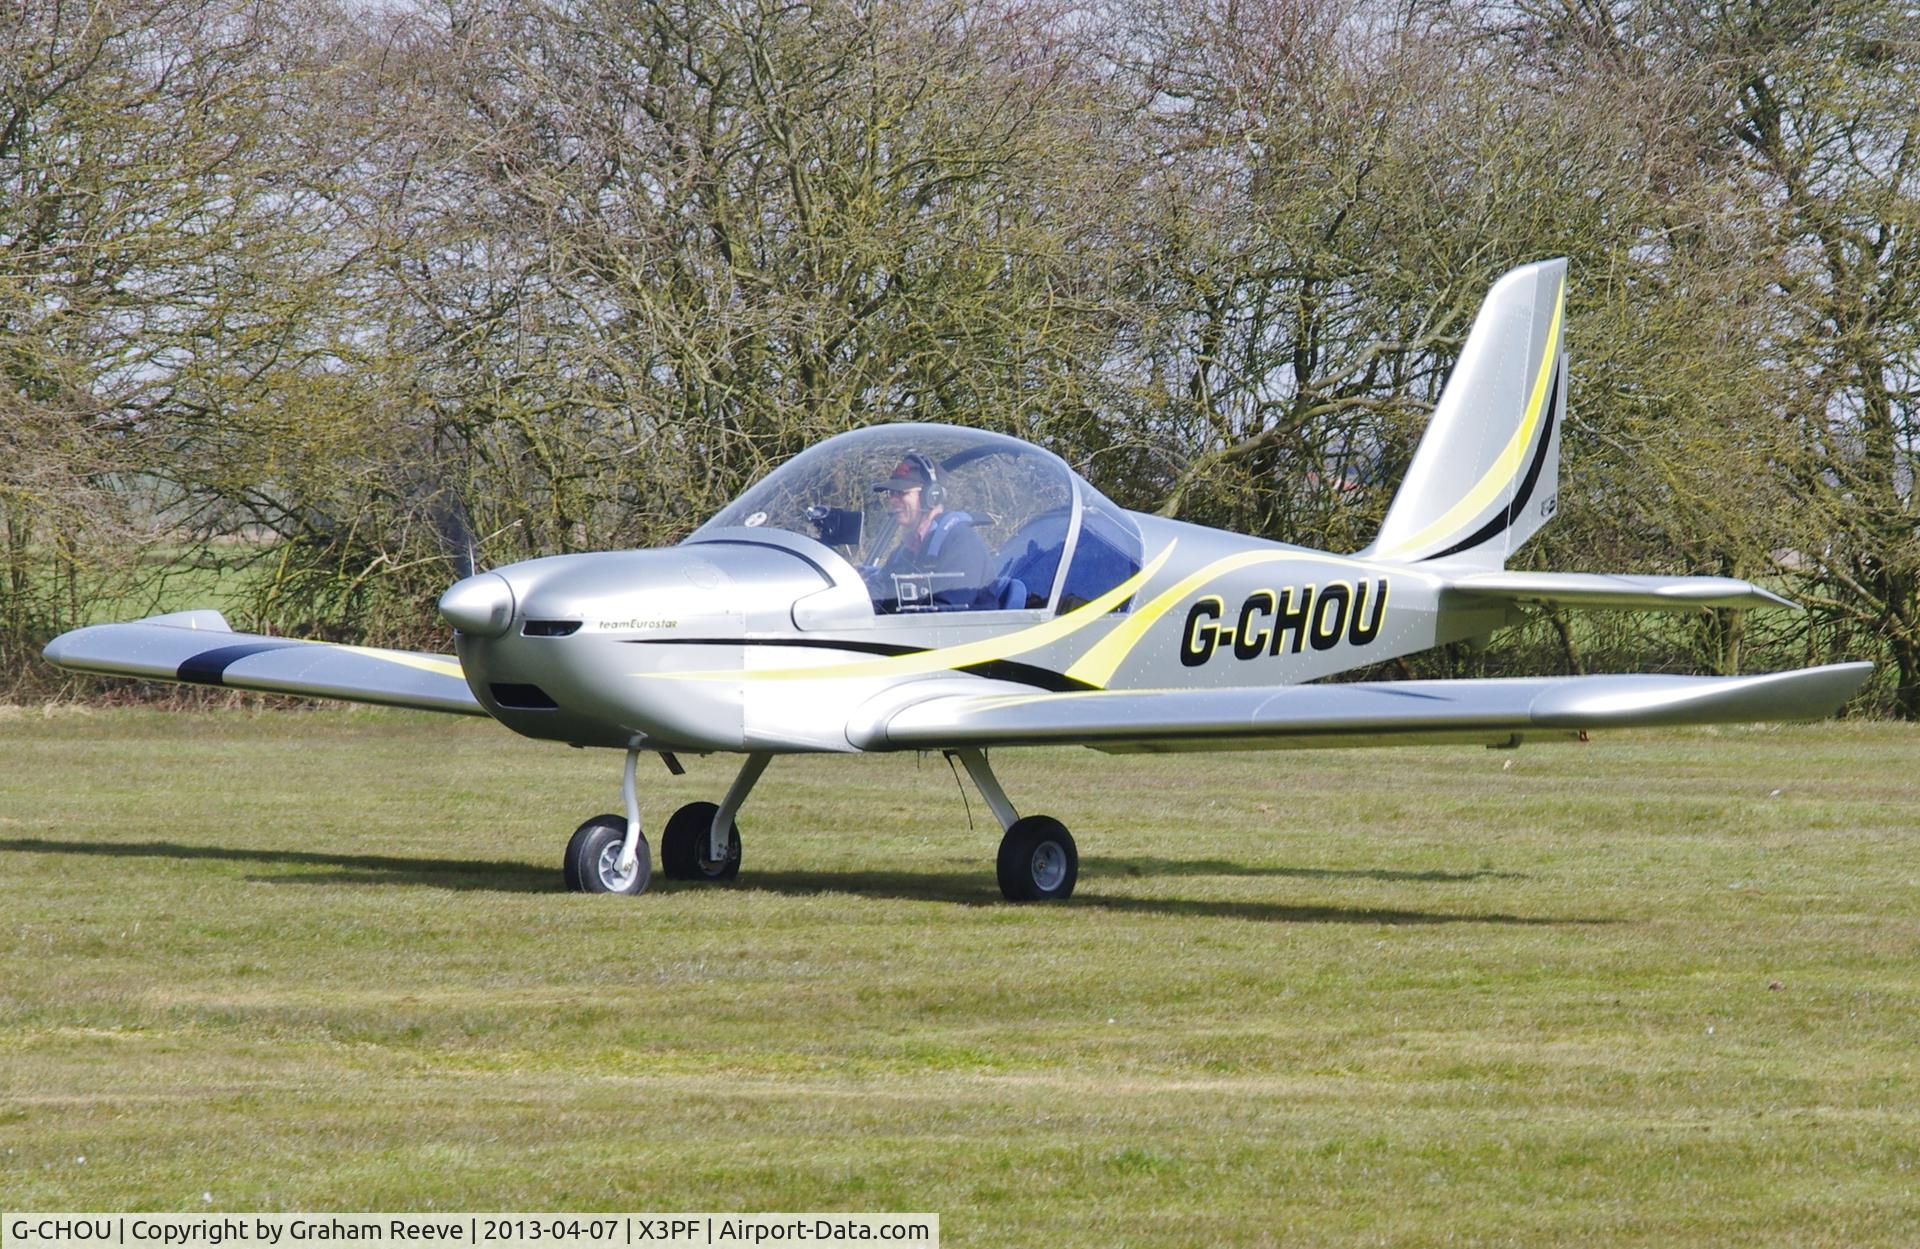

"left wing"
[44,611,485,716]
[848,664,1872,753]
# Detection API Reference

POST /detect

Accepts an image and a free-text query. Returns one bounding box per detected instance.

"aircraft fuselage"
[452,514,1511,754]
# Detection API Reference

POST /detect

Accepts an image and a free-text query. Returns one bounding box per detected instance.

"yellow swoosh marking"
[1065,548,1394,688]
[338,645,465,680]
[1377,280,1563,559]
[644,542,1177,683]
[945,686,1180,716]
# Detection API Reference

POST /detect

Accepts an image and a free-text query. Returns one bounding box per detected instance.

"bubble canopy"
[693,424,1143,615]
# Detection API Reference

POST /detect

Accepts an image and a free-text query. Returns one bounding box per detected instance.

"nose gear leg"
[616,746,647,876]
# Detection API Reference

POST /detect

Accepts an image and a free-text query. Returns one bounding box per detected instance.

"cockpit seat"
[988,509,1071,610]
[978,576,1029,611]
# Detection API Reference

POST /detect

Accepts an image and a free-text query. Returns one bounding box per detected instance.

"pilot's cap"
[871,458,933,494]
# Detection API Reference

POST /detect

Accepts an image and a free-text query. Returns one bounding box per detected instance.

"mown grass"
[1,709,1916,1245]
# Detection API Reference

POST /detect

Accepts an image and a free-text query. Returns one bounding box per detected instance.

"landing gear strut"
[560,746,1070,900]
[564,748,769,894]
[661,752,767,880]
[951,748,1078,902]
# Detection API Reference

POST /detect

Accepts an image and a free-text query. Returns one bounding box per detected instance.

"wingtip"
[1825,660,1876,697]
[41,631,74,668]
[1784,661,1875,719]
[44,610,235,671]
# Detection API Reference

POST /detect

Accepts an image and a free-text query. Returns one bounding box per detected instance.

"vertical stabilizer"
[1364,258,1567,567]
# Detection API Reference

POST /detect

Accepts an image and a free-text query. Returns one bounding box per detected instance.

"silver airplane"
[45,260,1871,900]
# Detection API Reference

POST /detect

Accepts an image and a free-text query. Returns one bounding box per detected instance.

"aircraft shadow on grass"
[1076,856,1526,883]
[0,837,1599,926]
[0,837,552,894]
[730,867,1595,925]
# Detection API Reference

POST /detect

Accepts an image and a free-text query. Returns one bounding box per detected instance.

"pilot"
[870,451,989,610]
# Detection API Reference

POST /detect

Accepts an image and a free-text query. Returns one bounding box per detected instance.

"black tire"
[564,814,652,895]
[660,801,742,881]
[996,815,1077,902]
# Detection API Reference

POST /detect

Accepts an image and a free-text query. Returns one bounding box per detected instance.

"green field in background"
[1,709,1915,1244]
[80,547,265,628]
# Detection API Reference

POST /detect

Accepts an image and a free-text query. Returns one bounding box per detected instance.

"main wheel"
[660,801,742,881]
[564,814,652,894]
[996,815,1078,902]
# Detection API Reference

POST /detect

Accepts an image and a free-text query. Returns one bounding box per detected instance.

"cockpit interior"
[695,425,1143,615]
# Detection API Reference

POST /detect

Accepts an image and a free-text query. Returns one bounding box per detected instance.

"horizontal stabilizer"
[849,664,1872,753]
[1446,571,1797,612]
[44,613,484,716]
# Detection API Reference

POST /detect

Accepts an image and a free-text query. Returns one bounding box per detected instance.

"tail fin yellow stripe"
[1376,280,1563,559]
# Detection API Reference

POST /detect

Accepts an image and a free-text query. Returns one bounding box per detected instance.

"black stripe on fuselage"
[176,641,310,686]
[621,637,923,658]
[958,660,1099,692]
[1422,370,1561,563]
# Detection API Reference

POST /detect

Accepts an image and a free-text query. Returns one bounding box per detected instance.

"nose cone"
[439,572,516,637]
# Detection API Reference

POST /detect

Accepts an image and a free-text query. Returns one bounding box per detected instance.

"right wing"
[1444,570,1797,611]
[848,664,1872,753]
[44,611,485,716]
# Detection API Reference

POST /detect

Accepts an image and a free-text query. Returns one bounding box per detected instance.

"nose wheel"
[564,815,652,894]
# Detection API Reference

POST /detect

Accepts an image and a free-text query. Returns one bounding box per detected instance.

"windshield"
[696,425,1083,613]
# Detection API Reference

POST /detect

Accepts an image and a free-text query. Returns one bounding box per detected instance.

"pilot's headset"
[903,450,944,509]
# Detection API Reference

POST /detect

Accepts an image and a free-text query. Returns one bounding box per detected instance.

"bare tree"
[0,0,328,687]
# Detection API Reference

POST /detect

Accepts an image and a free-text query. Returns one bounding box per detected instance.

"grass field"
[1,708,1916,1245]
